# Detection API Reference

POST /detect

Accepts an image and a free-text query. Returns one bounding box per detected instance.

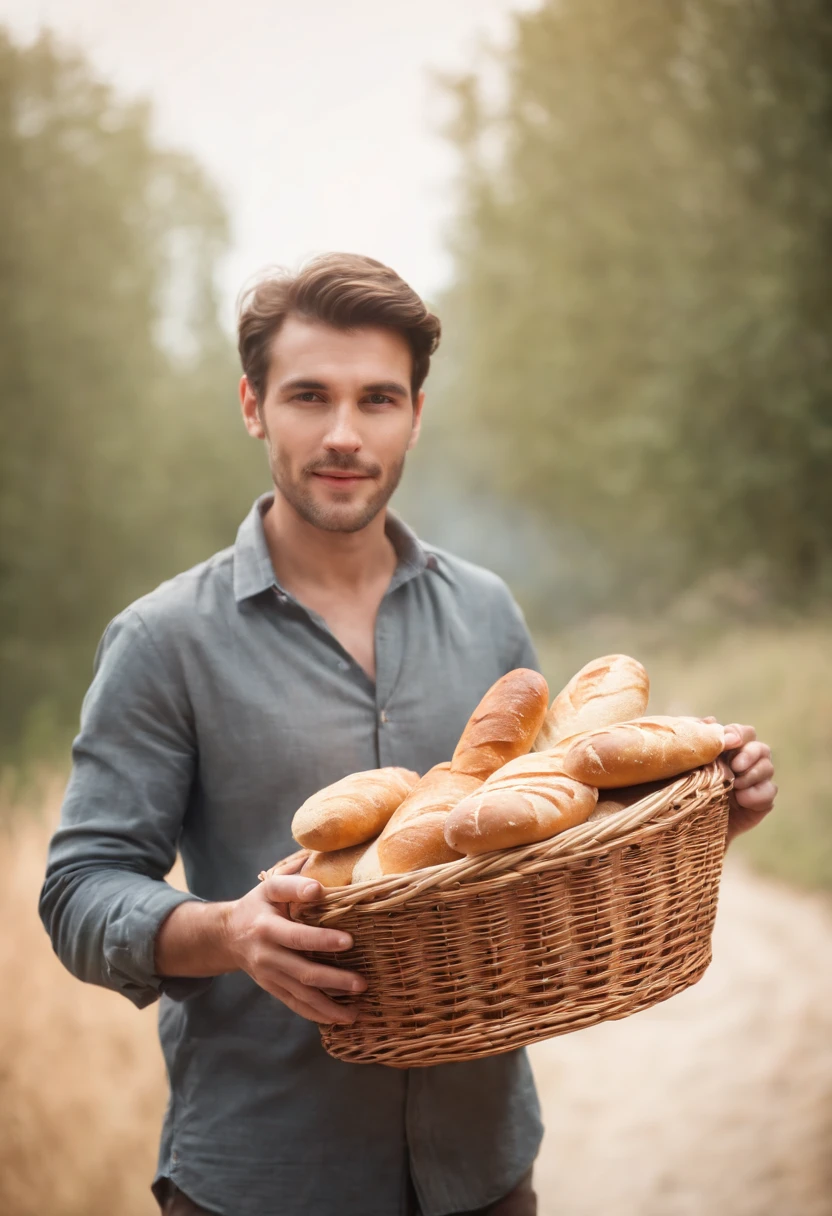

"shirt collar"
[233,492,437,604]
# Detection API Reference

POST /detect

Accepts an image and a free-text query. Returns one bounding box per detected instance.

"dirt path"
[529,859,832,1216]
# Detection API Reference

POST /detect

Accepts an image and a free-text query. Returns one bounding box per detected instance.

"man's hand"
[706,719,777,844]
[223,872,366,1024]
[155,861,366,1025]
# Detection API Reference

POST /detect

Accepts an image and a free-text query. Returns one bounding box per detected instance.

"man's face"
[240,316,424,534]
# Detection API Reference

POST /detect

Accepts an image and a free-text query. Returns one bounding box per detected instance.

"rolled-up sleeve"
[39,606,208,1009]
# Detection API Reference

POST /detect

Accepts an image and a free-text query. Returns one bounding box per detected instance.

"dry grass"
[0,779,169,1216]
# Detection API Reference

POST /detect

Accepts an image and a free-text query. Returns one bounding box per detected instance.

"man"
[39,253,777,1216]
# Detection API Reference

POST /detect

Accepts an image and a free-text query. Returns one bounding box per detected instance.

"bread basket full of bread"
[260,655,733,1068]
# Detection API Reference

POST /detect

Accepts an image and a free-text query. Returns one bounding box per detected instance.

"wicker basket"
[290,759,733,1068]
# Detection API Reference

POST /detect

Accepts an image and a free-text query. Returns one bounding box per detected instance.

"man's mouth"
[310,470,372,488]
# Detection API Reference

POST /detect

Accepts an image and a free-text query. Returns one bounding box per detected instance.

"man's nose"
[323,402,362,452]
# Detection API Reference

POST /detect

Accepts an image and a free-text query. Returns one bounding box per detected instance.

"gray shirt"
[39,494,544,1216]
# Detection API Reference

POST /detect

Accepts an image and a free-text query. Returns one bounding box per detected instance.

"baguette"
[351,836,383,883]
[558,716,724,788]
[444,750,598,855]
[533,654,649,752]
[291,766,419,851]
[451,668,549,780]
[299,840,376,887]
[375,763,480,874]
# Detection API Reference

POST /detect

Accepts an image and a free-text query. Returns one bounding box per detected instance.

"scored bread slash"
[444,760,597,855]
[375,764,477,875]
[533,654,649,753]
[450,668,549,780]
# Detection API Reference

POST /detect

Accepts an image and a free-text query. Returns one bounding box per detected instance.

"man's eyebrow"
[278,377,409,397]
[363,381,409,397]
[279,377,329,393]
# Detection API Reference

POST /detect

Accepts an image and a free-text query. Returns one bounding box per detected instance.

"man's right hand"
[222,873,366,1024]
[154,871,366,1025]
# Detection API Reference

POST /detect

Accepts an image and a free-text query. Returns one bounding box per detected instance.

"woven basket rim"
[291,759,733,923]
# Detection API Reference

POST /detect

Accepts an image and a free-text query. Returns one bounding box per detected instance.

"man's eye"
[293,392,323,403]
[365,394,393,405]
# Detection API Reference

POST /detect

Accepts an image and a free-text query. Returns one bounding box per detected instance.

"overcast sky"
[1,0,535,327]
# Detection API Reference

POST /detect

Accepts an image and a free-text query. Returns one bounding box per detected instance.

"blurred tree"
[0,30,262,760]
[437,0,832,613]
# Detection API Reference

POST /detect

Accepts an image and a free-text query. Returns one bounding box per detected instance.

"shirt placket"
[271,564,421,768]
[373,591,405,767]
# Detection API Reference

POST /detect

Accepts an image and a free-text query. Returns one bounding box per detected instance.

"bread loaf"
[451,669,549,780]
[299,840,376,887]
[533,654,649,752]
[375,763,480,874]
[444,751,598,855]
[351,836,383,883]
[559,716,724,788]
[291,766,419,851]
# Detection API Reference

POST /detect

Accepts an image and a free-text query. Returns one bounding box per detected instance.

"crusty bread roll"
[291,766,419,851]
[450,668,549,780]
[587,778,675,821]
[375,763,480,874]
[533,654,649,753]
[444,750,598,855]
[559,716,724,788]
[300,840,376,887]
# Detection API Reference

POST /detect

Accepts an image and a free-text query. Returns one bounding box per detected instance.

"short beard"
[270,448,407,534]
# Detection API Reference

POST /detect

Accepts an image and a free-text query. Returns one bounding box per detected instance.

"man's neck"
[261,490,398,596]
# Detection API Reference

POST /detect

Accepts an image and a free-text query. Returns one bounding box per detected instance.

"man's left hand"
[713,720,777,843]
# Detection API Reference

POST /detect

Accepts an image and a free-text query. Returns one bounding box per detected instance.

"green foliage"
[437,0,832,612]
[0,30,263,759]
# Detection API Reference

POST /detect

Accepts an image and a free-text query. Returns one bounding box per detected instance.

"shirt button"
[379,710,389,725]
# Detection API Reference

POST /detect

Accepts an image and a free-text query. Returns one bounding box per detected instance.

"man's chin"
[295,496,386,534]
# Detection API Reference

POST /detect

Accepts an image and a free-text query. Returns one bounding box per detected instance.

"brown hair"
[236,253,441,402]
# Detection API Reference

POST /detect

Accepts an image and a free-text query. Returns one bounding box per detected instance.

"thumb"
[262,873,322,906]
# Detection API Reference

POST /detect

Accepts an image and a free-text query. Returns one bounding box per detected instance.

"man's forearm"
[155,898,239,978]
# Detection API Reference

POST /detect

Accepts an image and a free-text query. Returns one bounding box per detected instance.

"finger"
[734,780,777,812]
[722,722,756,751]
[263,873,323,906]
[732,758,775,791]
[701,716,717,724]
[265,979,357,1025]
[273,972,360,1023]
[273,916,354,954]
[274,974,360,1024]
[279,972,360,1021]
[268,945,367,995]
[730,740,771,774]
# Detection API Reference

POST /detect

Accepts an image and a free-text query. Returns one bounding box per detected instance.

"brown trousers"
[162,1168,536,1216]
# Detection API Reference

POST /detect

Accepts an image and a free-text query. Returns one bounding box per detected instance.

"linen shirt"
[39,494,545,1216]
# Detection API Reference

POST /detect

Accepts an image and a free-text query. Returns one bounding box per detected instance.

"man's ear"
[407,390,426,451]
[240,375,266,440]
